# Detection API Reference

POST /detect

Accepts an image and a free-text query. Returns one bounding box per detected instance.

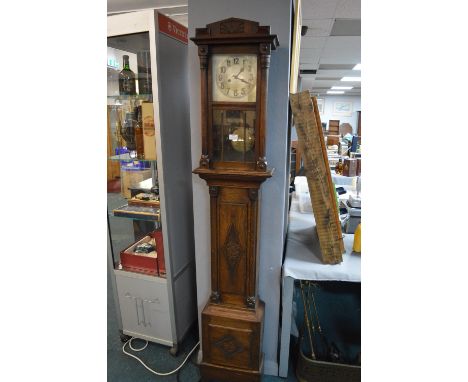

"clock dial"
[212,54,257,102]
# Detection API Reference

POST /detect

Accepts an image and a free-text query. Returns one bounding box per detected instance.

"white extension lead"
[122,337,200,376]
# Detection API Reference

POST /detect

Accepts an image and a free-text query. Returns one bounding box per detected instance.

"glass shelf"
[109,153,156,162]
[113,204,160,222]
[107,94,152,101]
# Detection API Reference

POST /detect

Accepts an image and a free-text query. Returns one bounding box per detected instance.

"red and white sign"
[158,13,188,44]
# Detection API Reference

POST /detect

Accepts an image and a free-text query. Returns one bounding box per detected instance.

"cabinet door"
[115,271,172,344]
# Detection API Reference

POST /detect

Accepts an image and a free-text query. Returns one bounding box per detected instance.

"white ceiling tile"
[309,79,343,87]
[300,48,322,59]
[301,57,321,66]
[108,0,187,13]
[302,18,334,37]
[319,36,361,64]
[316,69,359,78]
[300,62,320,70]
[302,0,340,19]
[300,36,327,49]
[335,0,361,19]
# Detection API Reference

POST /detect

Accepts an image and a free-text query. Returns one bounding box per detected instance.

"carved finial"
[209,186,219,197]
[198,45,208,69]
[256,157,267,171]
[259,43,271,55]
[248,189,258,201]
[200,154,210,168]
[246,296,256,309]
[210,291,220,303]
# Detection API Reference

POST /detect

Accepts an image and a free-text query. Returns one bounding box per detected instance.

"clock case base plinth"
[200,301,265,382]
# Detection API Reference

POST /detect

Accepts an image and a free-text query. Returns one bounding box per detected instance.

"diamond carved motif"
[222,224,244,279]
[213,334,244,359]
[220,20,244,34]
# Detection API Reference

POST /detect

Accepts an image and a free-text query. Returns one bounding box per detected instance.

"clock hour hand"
[232,67,244,79]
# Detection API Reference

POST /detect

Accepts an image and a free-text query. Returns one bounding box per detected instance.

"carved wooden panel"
[220,19,245,34]
[218,187,249,303]
[209,325,253,369]
[201,303,264,373]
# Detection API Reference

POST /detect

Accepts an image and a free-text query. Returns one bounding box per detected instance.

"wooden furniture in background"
[339,122,353,136]
[328,119,340,135]
[326,135,340,147]
[191,18,278,382]
[357,110,361,137]
[290,92,345,264]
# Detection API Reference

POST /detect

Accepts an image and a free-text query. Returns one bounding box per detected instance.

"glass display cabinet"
[107,10,196,355]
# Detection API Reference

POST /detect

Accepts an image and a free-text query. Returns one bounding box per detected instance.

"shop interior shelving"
[107,9,196,355]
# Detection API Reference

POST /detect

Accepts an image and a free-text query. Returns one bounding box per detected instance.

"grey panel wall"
[156,32,197,342]
[188,0,291,375]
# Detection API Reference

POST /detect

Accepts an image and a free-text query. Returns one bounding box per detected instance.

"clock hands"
[238,78,251,85]
[232,67,252,86]
[232,67,244,79]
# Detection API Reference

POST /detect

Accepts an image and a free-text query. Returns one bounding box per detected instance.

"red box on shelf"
[120,230,166,277]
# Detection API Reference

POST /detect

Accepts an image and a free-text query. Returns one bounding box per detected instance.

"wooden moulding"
[290,91,345,264]
[200,302,265,382]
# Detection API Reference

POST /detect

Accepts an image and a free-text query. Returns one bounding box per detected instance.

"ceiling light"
[331,86,353,90]
[341,77,361,82]
[327,91,345,94]
[353,64,361,70]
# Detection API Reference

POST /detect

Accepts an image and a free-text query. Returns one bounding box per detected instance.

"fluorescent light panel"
[327,91,345,94]
[331,86,353,90]
[353,63,361,70]
[341,76,361,82]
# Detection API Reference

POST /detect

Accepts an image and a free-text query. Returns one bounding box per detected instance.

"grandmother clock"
[191,18,278,382]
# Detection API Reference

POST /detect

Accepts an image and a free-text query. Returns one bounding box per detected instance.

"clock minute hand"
[238,78,251,85]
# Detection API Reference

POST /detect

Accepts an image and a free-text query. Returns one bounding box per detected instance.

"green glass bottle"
[119,55,137,95]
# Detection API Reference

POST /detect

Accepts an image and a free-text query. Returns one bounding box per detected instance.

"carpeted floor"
[107,270,298,381]
[107,192,298,381]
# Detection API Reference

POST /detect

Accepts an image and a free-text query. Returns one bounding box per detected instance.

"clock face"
[212,54,257,102]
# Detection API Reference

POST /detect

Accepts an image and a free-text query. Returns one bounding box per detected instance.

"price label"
[229,134,238,141]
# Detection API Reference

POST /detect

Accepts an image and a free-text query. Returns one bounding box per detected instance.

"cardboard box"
[142,102,157,160]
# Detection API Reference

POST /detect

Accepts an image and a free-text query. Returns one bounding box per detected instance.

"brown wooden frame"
[191,18,279,382]
[191,18,278,172]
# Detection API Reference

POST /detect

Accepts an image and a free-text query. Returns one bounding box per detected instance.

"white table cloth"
[284,210,361,282]
[278,200,361,377]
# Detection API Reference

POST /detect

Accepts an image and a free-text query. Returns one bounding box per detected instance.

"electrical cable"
[122,337,200,377]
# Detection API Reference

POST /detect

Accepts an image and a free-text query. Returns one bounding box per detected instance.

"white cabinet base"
[114,269,173,346]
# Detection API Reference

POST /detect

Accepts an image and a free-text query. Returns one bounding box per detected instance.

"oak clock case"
[191,18,278,382]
